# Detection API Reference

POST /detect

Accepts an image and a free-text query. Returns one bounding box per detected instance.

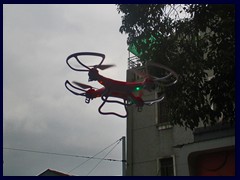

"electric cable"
[86,139,121,176]
[67,138,122,173]
[3,139,124,166]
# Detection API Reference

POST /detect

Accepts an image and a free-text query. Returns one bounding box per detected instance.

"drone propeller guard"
[66,52,105,72]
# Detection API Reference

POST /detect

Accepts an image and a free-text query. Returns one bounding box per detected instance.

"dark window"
[159,157,174,176]
[157,94,169,124]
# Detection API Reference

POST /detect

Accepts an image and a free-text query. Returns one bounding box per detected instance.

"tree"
[117,4,235,129]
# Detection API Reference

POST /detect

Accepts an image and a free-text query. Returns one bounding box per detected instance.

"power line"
[3,145,123,163]
[87,139,121,176]
[67,138,122,173]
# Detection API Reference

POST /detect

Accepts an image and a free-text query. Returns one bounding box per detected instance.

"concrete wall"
[126,69,177,176]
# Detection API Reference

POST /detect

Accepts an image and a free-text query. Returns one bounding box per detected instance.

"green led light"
[135,86,141,91]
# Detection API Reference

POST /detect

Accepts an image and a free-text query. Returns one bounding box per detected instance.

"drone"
[65,52,178,118]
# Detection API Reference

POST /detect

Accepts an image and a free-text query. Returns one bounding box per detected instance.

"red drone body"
[65,52,178,118]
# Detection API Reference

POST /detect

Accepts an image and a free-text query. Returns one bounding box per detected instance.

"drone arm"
[129,93,144,107]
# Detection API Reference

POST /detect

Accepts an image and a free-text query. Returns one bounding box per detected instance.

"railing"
[128,56,143,69]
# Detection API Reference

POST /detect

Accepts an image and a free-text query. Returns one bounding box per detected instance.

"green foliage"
[117,4,235,129]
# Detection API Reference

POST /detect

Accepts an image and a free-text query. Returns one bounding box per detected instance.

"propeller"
[89,64,116,70]
[72,81,97,89]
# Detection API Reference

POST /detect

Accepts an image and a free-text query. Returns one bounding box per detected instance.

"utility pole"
[122,136,126,176]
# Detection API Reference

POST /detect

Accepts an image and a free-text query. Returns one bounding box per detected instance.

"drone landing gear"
[85,97,91,104]
[98,89,133,118]
[98,96,128,118]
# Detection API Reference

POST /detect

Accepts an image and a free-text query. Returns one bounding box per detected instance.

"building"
[125,52,235,176]
[38,169,71,176]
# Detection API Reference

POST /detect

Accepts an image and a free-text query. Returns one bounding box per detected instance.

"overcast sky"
[3,4,129,176]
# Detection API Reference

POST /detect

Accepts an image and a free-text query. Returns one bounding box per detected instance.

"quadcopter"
[65,52,178,118]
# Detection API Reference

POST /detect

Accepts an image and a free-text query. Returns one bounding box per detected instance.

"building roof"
[38,169,71,176]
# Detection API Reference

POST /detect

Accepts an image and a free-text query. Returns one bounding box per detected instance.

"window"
[157,156,175,176]
[157,93,172,129]
[158,98,169,124]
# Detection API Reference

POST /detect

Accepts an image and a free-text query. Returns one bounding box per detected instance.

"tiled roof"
[38,169,71,176]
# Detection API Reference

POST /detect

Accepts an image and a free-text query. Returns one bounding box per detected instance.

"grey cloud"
[4,4,127,176]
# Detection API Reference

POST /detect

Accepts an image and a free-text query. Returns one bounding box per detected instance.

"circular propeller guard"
[66,52,105,71]
[131,61,178,106]
[133,61,178,88]
[66,52,115,72]
[146,62,178,87]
